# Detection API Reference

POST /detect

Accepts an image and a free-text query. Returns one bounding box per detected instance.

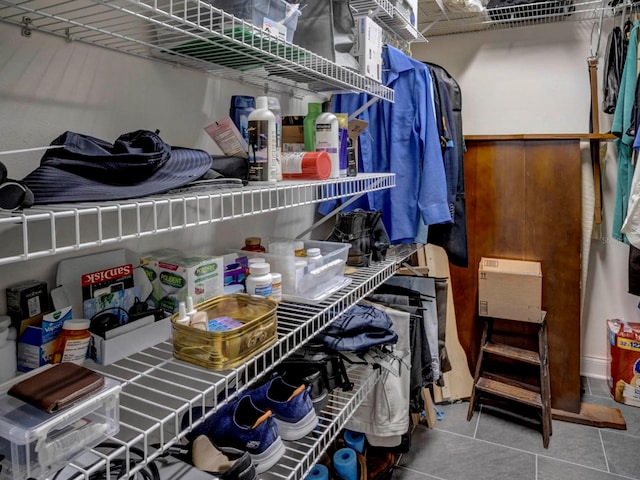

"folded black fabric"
[23,130,212,204]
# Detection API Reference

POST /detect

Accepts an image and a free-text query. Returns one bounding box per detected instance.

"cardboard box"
[17,307,72,372]
[353,16,383,82]
[6,280,49,323]
[282,116,305,152]
[141,251,224,314]
[608,319,640,407]
[478,257,542,322]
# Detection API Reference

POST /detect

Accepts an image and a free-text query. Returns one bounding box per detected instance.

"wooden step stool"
[466,312,552,448]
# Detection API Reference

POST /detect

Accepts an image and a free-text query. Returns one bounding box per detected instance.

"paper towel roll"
[333,448,357,480]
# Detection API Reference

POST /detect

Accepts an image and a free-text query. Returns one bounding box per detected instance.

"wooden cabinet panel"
[451,139,582,413]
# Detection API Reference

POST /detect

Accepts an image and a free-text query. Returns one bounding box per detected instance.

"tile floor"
[395,377,640,480]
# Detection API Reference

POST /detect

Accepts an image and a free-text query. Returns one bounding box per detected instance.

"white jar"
[306,248,323,270]
[0,326,16,383]
[0,314,17,341]
[246,262,273,298]
[271,272,282,302]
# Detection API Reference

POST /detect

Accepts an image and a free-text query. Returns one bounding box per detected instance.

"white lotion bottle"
[248,96,277,184]
[267,97,283,181]
[315,106,340,179]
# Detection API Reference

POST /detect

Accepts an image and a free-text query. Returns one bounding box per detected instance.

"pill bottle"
[306,248,323,270]
[246,263,273,298]
[242,237,266,253]
[270,272,283,302]
[293,241,306,257]
[53,319,91,365]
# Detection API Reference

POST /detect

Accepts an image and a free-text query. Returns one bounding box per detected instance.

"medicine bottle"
[271,272,282,302]
[242,237,266,253]
[0,326,16,383]
[294,241,306,257]
[306,248,323,270]
[53,319,91,365]
[246,263,273,298]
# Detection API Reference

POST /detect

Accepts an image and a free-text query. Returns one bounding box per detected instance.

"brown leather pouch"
[8,362,105,413]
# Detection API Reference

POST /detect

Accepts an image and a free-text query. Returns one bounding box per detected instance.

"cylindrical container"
[248,96,277,184]
[305,464,328,480]
[282,152,332,180]
[306,248,323,270]
[242,237,266,253]
[333,448,357,480]
[230,95,255,145]
[293,241,306,257]
[304,103,322,152]
[271,272,282,302]
[248,257,266,266]
[267,97,283,181]
[246,263,273,298]
[343,430,365,454]
[0,314,17,341]
[0,326,16,383]
[315,108,340,179]
[52,319,91,365]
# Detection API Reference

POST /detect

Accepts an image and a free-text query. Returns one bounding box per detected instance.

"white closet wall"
[412,19,629,379]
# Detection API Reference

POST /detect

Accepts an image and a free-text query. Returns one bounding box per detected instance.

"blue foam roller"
[343,429,365,454]
[333,448,357,480]
[305,464,328,480]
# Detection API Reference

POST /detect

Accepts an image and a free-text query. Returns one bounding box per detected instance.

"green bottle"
[304,103,323,152]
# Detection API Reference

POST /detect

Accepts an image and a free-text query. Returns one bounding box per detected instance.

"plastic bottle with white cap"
[0,314,17,341]
[246,262,273,298]
[0,325,16,383]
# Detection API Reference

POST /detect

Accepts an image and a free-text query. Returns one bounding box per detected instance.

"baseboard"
[581,355,608,380]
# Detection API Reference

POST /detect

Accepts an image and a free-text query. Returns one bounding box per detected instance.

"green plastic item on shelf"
[168,27,308,71]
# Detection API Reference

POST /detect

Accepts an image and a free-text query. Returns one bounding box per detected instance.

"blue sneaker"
[208,395,285,474]
[249,375,318,441]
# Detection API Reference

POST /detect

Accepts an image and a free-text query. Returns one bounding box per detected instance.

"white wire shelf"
[418,0,610,36]
[0,173,395,266]
[350,0,427,44]
[58,246,416,480]
[0,0,394,102]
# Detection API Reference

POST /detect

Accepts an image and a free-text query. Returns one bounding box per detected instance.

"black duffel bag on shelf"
[326,209,391,267]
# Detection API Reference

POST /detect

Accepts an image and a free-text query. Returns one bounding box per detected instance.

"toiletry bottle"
[304,103,323,152]
[175,301,190,325]
[0,314,17,341]
[267,97,283,181]
[186,297,198,320]
[230,95,255,145]
[248,96,277,184]
[315,105,340,178]
[281,151,332,180]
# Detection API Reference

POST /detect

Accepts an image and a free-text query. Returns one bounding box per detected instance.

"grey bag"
[292,0,359,70]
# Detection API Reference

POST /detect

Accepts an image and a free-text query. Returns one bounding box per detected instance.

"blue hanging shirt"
[319,46,451,243]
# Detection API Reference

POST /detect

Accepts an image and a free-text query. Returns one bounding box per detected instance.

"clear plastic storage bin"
[232,238,351,303]
[0,376,120,480]
[211,0,301,42]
